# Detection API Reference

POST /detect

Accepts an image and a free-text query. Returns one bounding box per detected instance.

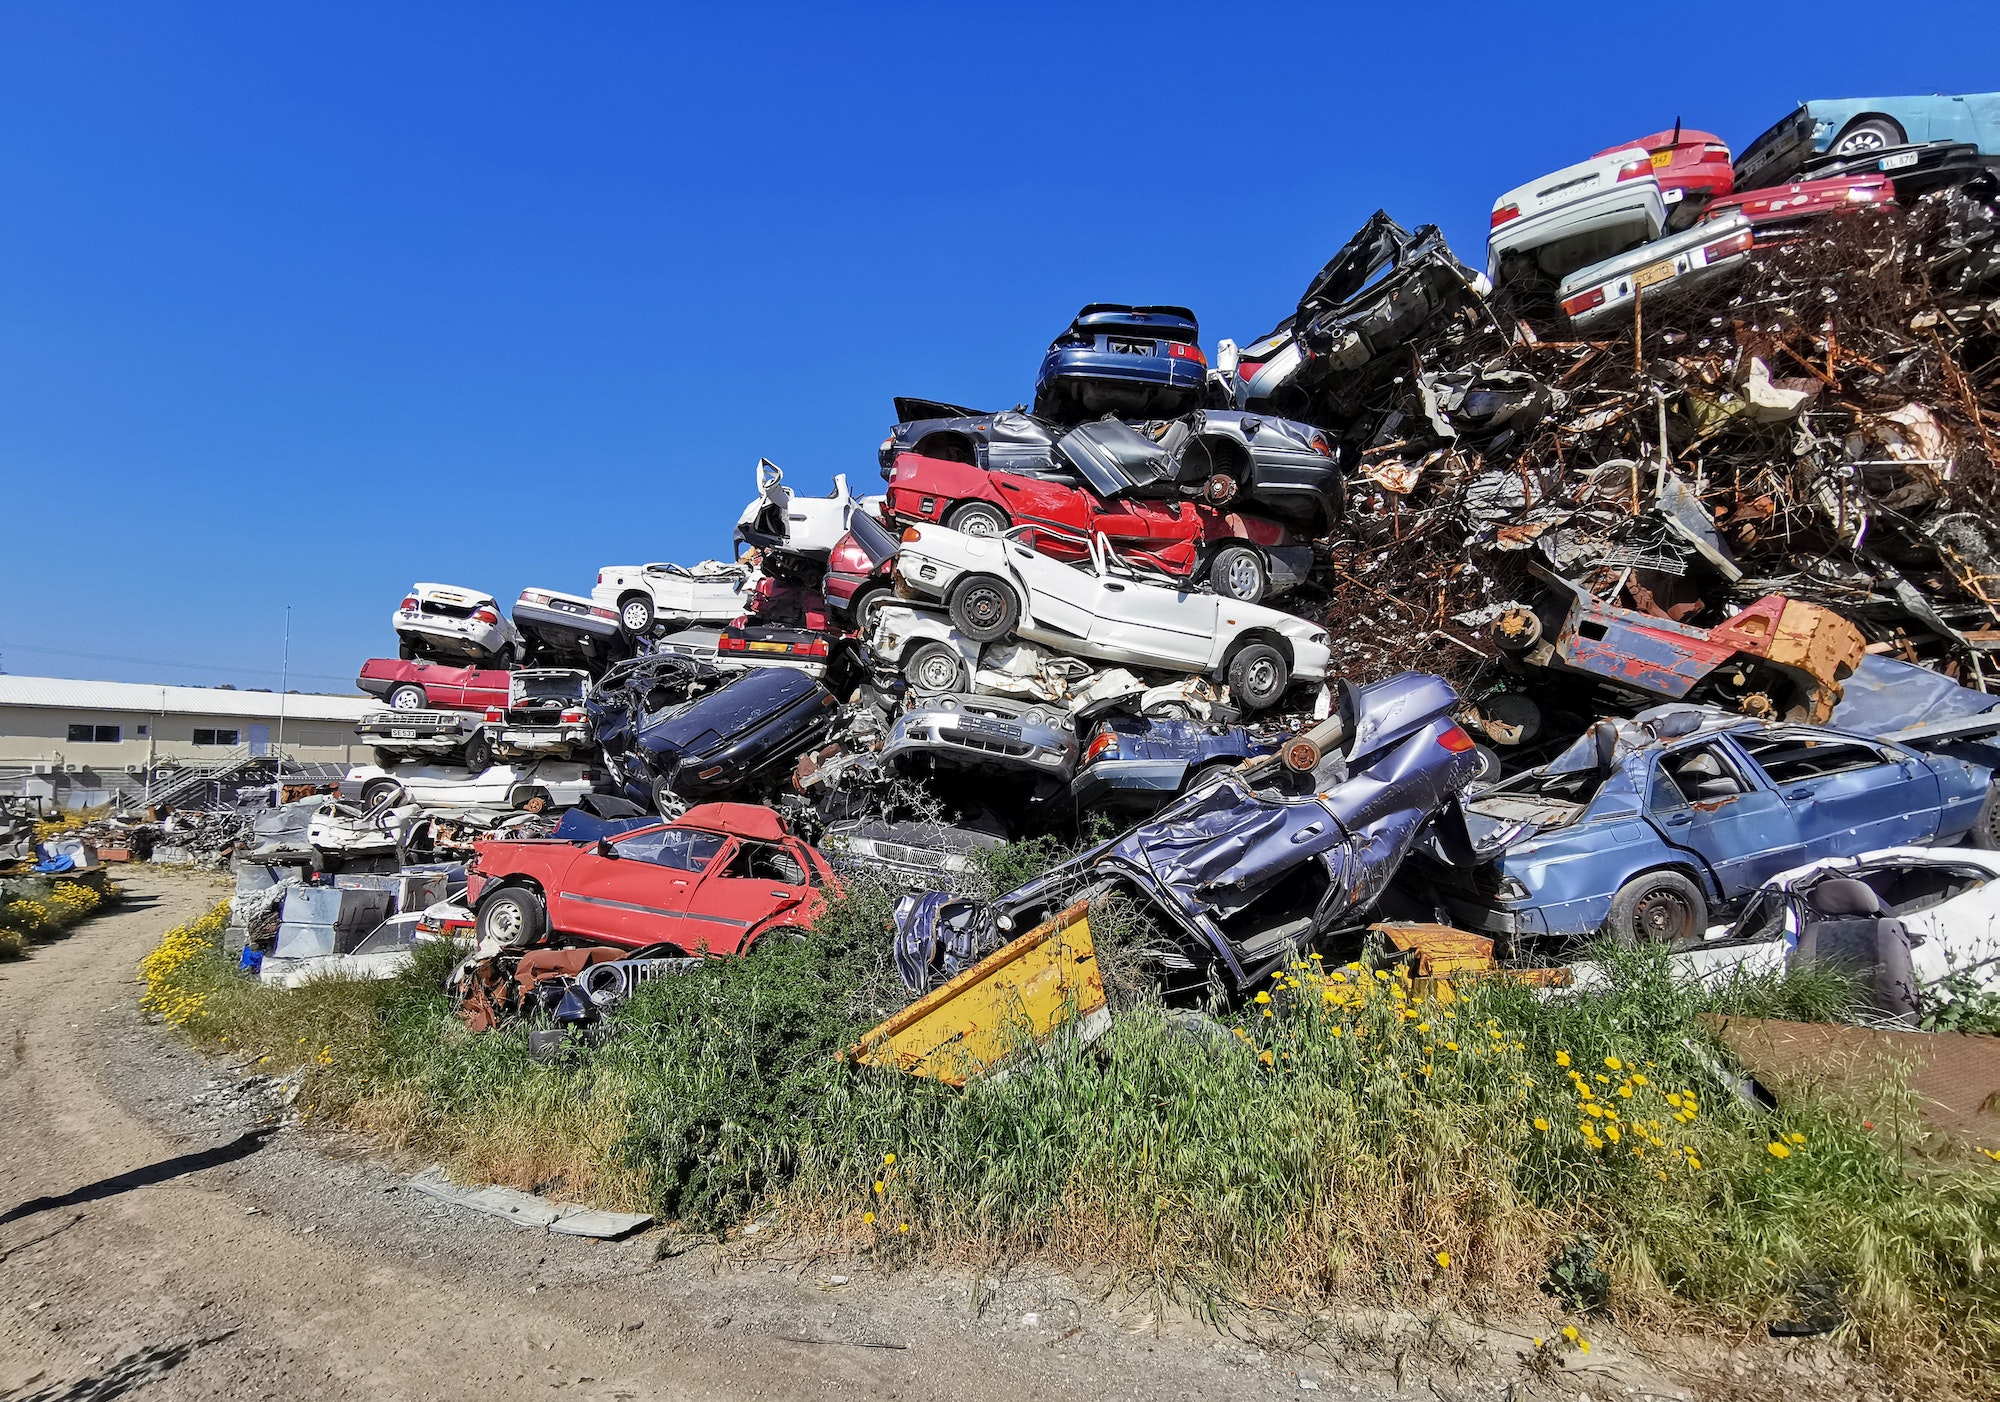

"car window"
[615,827,727,871]
[720,839,808,885]
[1735,735,1894,785]
[1658,743,1752,804]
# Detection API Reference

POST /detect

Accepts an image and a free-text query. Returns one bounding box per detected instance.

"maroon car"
[1701,172,1895,245]
[357,657,512,713]
[822,508,902,627]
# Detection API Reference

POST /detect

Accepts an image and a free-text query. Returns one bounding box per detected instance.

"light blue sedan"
[1736,92,2000,185]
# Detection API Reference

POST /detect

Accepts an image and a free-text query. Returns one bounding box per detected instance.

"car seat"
[1789,876,1918,1022]
[1674,751,1745,801]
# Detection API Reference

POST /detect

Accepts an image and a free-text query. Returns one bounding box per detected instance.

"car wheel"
[389,684,427,711]
[651,777,688,820]
[1832,117,1906,156]
[477,887,546,949]
[1209,545,1269,603]
[1469,743,1503,786]
[1969,783,2000,850]
[361,776,404,808]
[946,501,1010,538]
[852,584,893,633]
[948,574,1020,643]
[462,728,494,774]
[1225,643,1290,712]
[903,641,968,694]
[617,594,654,637]
[1606,870,1707,946]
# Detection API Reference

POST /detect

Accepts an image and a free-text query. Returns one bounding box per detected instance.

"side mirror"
[595,837,620,859]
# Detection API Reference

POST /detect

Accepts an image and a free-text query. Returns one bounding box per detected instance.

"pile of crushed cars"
[247,91,2000,1067]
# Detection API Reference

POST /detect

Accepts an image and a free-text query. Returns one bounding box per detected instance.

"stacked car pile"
[256,90,2000,1037]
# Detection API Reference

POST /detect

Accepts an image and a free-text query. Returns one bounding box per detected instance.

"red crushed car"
[1597,128,1734,227]
[1701,172,1895,245]
[466,802,838,953]
[357,657,512,713]
[883,452,1307,602]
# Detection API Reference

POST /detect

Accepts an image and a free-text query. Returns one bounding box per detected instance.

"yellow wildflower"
[1767,1142,1792,1159]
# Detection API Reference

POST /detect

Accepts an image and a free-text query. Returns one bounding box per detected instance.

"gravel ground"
[0,868,1889,1401]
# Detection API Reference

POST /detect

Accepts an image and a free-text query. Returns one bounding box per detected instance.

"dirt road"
[1,869,1465,1401]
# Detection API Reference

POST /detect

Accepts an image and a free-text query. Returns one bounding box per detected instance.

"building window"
[67,724,122,743]
[192,728,241,747]
[136,725,149,737]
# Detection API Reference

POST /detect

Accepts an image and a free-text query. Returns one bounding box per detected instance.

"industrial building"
[0,675,374,809]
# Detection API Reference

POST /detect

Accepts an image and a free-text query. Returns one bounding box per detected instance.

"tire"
[388,684,427,711]
[945,501,1010,538]
[1831,117,1906,156]
[361,777,403,808]
[477,887,546,949]
[652,776,688,820]
[903,641,968,694]
[1468,743,1503,786]
[371,747,400,770]
[1225,642,1290,712]
[947,574,1020,643]
[1209,545,1269,604]
[1606,870,1707,946]
[617,594,655,637]
[462,728,494,774]
[851,584,893,633]
[1968,784,2000,850]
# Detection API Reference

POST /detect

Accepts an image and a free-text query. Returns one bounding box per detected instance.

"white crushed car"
[1558,211,1755,331]
[590,558,751,639]
[1488,147,1666,285]
[890,525,1329,711]
[342,760,600,812]
[735,458,885,558]
[393,583,522,663]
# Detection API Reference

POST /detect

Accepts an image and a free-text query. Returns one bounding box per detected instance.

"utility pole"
[274,606,291,802]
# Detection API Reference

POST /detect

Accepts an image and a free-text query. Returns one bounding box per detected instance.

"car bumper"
[514,598,621,644]
[1070,760,1191,812]
[1039,349,1207,393]
[883,715,1077,776]
[1568,248,1750,332]
[494,725,592,756]
[1487,188,1664,275]
[395,619,506,657]
[822,569,868,610]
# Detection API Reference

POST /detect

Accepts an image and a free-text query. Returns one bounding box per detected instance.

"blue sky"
[2,3,1995,692]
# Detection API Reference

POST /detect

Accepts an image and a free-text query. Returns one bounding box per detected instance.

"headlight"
[1022,708,1047,727]
[1494,876,1531,903]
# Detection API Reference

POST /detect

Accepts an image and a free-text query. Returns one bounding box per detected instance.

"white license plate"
[1880,150,1919,171]
[390,729,418,739]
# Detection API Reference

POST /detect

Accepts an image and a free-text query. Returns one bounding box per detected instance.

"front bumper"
[884,712,1077,777]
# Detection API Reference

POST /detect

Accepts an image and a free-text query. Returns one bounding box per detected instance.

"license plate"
[747,640,793,653]
[390,729,418,739]
[1108,339,1155,356]
[1633,257,1679,291]
[1880,150,1919,171]
[1650,150,1673,169]
[963,718,1022,738]
[556,600,584,615]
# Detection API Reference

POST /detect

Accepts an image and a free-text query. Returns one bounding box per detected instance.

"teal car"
[1736,92,2000,186]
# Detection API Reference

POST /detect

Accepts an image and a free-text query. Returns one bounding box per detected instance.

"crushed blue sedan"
[1421,706,2000,946]
[1736,92,2000,186]
[1033,304,1208,423]
[893,671,1484,996]
[1070,714,1281,816]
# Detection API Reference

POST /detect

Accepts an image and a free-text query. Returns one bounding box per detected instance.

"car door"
[1643,739,1806,900]
[1733,732,1941,851]
[1081,536,1221,670]
[1001,530,1098,639]
[987,475,1094,561]
[553,826,726,947]
[678,836,813,954]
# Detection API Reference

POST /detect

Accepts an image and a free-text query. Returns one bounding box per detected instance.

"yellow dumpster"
[848,899,1109,1085]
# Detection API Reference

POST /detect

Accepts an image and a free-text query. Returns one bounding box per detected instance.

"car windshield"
[515,673,586,706]
[614,827,727,871]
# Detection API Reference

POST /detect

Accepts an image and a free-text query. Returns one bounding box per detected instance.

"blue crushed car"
[1033,304,1208,423]
[1427,706,2000,946]
[894,672,1484,995]
[1070,714,1280,815]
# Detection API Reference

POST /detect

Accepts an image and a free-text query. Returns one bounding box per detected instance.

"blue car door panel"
[1731,732,1941,851]
[1643,740,1805,898]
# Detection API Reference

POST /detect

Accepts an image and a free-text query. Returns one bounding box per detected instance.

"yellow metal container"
[848,899,1109,1086]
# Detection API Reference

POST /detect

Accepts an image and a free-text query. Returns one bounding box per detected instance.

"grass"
[141,868,2000,1395]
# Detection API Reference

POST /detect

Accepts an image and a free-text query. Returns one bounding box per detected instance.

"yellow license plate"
[1633,257,1679,290]
[747,640,789,653]
[1650,150,1673,169]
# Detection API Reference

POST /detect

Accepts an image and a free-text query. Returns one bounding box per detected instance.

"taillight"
[590,605,616,621]
[718,634,747,652]
[1310,434,1335,460]
[1701,229,1754,263]
[1083,731,1119,766]
[596,570,605,586]
[1167,342,1206,364]
[1615,156,1652,182]
[1236,358,1264,382]
[399,596,418,611]
[1438,725,1477,753]
[1850,180,1891,202]
[560,709,584,723]
[1560,287,1607,318]
[484,708,503,722]
[800,639,828,657]
[474,608,499,625]
[902,527,922,543]
[1490,203,1521,227]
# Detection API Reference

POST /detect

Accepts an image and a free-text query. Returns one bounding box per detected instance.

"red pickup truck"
[466,803,838,954]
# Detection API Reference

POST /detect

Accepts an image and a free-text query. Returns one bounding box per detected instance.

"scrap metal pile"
[245,93,2000,1059]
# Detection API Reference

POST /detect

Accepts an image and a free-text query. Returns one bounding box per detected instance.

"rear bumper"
[1070,759,1190,811]
[515,600,620,644]
[1039,349,1207,392]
